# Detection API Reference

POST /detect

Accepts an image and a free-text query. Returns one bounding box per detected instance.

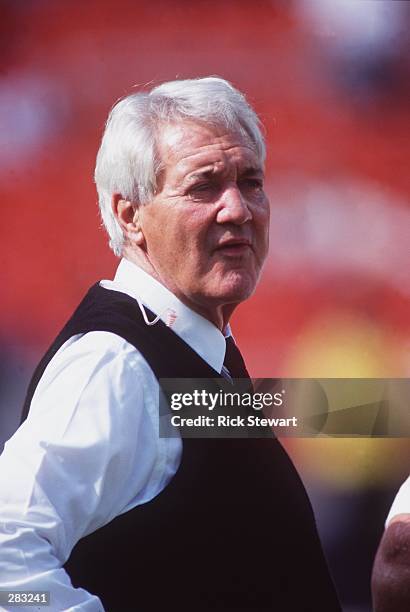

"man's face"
[137,120,270,326]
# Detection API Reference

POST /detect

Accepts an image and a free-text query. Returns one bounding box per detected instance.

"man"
[0,77,341,611]
[372,476,410,611]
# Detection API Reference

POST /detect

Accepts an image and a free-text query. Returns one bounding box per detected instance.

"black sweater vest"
[22,284,341,611]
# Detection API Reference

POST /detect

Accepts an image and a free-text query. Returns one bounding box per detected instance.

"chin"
[213,274,257,304]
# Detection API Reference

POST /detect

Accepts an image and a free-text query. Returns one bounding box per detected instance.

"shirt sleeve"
[0,331,172,611]
[386,476,410,526]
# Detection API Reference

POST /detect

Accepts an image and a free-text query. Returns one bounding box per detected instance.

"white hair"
[94,76,266,256]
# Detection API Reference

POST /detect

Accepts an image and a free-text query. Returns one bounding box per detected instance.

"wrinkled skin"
[119,120,270,330]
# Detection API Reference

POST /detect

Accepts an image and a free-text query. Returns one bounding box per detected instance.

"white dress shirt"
[0,259,230,612]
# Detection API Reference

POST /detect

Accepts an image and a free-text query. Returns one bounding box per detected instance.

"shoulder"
[57,330,143,359]
[43,330,150,376]
[29,331,158,423]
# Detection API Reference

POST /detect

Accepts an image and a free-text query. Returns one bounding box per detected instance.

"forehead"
[156,120,262,180]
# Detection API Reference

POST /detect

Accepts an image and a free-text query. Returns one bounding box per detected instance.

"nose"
[216,185,252,225]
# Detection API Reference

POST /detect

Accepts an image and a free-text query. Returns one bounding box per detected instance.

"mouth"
[213,239,253,257]
[215,238,252,253]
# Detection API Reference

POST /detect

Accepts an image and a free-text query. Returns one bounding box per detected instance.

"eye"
[192,182,212,192]
[239,178,264,191]
[187,181,219,200]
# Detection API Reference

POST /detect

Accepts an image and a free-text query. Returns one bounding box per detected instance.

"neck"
[122,249,235,331]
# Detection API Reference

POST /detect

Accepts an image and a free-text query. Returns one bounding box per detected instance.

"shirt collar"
[100,258,230,374]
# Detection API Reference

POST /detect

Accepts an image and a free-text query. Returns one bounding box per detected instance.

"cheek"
[163,222,205,272]
[255,212,270,252]
[177,212,211,253]
[147,210,182,250]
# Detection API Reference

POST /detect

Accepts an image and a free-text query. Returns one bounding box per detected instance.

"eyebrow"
[186,169,216,183]
[186,165,264,183]
[240,166,264,178]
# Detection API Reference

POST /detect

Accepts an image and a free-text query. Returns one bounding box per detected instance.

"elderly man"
[0,78,341,611]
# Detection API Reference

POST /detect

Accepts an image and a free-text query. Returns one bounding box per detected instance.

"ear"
[112,194,145,247]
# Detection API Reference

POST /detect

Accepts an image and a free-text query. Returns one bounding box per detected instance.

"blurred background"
[1,0,409,609]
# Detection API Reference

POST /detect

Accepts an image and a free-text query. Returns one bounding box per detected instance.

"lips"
[214,239,252,255]
[216,238,252,251]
